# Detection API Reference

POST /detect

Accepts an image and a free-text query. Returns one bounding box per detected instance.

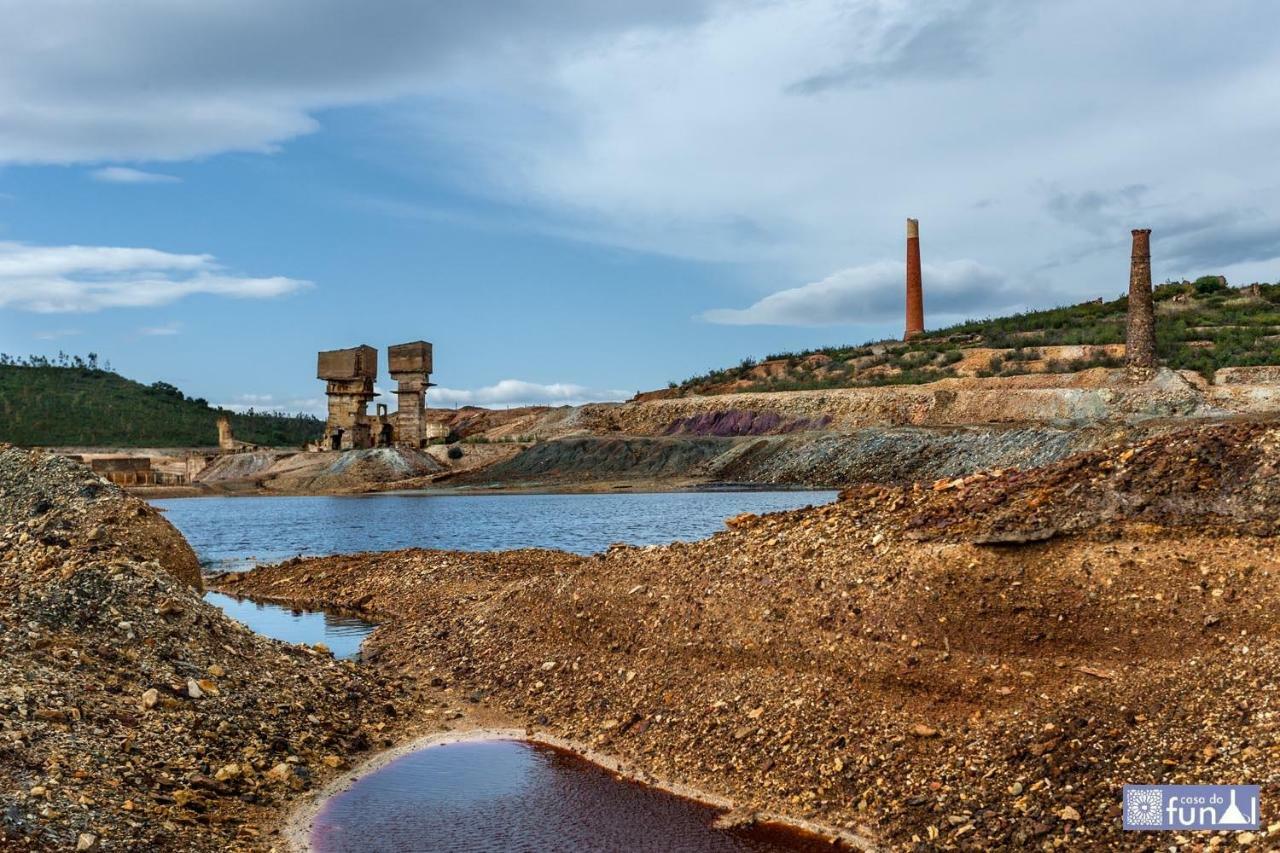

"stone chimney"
[904,218,924,340]
[1125,228,1156,371]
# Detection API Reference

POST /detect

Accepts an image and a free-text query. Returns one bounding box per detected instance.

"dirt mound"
[0,446,202,590]
[878,421,1280,543]
[0,448,413,851]
[467,436,735,484]
[224,421,1280,849]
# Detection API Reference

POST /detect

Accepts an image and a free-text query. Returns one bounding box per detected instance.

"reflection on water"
[313,740,832,853]
[203,591,374,659]
[155,490,837,572]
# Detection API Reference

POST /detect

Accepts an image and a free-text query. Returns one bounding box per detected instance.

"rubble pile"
[0,447,413,851]
[224,422,1280,849]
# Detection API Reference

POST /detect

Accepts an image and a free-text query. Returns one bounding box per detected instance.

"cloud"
[3,0,1279,311]
[32,328,81,340]
[90,166,180,184]
[430,379,627,408]
[0,1,708,164]
[786,0,1032,94]
[702,260,1019,327]
[213,394,326,416]
[0,242,310,313]
[138,322,182,336]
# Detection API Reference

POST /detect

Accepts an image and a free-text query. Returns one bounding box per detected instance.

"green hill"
[669,276,1280,396]
[0,362,323,447]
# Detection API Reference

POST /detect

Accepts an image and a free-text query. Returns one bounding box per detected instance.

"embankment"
[0,447,417,851]
[222,421,1280,849]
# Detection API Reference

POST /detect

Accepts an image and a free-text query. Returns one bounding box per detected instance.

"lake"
[153,490,837,572]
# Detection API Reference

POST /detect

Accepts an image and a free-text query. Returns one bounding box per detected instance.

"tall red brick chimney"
[904,218,924,340]
[1125,228,1156,370]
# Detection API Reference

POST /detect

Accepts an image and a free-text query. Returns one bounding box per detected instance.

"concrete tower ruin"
[317,345,377,450]
[1125,228,1156,371]
[904,218,924,340]
[388,341,433,448]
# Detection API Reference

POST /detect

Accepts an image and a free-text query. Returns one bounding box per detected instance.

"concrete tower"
[904,218,924,340]
[317,345,377,450]
[388,341,433,448]
[1125,229,1156,371]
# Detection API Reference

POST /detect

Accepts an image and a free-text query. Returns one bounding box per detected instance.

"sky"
[1,0,1278,413]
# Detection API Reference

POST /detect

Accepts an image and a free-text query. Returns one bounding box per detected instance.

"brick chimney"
[904,218,924,340]
[1125,228,1156,371]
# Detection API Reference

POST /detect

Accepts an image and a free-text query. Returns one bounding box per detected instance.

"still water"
[154,490,836,572]
[202,591,374,659]
[312,739,830,853]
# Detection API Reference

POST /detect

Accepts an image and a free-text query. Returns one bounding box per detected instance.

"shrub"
[446,445,464,460]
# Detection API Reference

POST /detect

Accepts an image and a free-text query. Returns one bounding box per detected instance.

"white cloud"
[702,260,1018,327]
[138,322,182,336]
[0,242,310,313]
[90,166,180,184]
[213,394,326,417]
[430,379,627,408]
[32,328,81,340]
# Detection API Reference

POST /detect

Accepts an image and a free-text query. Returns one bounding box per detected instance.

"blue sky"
[2,1,1279,413]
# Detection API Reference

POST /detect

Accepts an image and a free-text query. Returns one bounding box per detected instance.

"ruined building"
[216,415,236,451]
[904,218,925,340]
[1125,228,1156,371]
[316,341,433,451]
[389,341,433,449]
[317,345,378,450]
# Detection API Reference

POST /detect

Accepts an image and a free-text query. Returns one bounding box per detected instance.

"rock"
[1008,781,1023,795]
[186,679,203,699]
[75,832,97,851]
[1058,806,1081,822]
[213,763,240,782]
[911,724,939,738]
[265,763,294,785]
[139,688,159,710]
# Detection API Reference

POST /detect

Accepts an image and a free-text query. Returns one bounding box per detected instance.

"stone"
[1058,805,1081,822]
[140,688,159,710]
[186,679,203,699]
[75,832,97,851]
[911,724,939,738]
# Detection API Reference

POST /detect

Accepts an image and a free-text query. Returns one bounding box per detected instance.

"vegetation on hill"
[670,277,1280,395]
[0,357,323,447]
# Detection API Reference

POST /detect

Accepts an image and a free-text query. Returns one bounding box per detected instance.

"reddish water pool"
[311,739,837,852]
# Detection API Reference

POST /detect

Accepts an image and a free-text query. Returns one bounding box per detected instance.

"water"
[203,591,374,659]
[153,490,836,572]
[312,739,831,853]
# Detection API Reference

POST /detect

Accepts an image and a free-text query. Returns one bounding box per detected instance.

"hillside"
[0,364,323,447]
[667,276,1280,397]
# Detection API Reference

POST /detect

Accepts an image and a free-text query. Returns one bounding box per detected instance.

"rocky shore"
[219,422,1280,850]
[0,448,419,851]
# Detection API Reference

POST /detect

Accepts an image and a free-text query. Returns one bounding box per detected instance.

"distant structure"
[315,341,434,451]
[216,415,236,451]
[388,341,434,449]
[317,345,378,450]
[1125,228,1156,371]
[904,218,924,340]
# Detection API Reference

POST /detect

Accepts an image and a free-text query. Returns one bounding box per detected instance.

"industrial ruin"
[1126,228,1157,371]
[316,341,434,450]
[904,217,925,340]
